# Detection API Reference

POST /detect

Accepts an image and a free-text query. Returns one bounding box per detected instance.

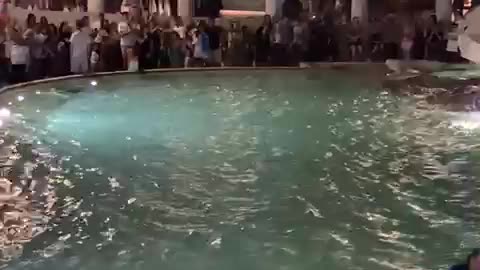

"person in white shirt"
[70,20,92,74]
[7,26,31,83]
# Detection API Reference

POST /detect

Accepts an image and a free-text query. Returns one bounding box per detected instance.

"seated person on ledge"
[451,249,480,270]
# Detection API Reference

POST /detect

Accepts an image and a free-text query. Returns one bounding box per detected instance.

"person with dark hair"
[29,23,49,80]
[206,17,222,66]
[450,249,480,270]
[101,22,123,72]
[26,13,36,30]
[44,23,58,76]
[282,0,302,20]
[141,19,160,69]
[255,15,272,66]
[53,21,72,76]
[39,16,48,30]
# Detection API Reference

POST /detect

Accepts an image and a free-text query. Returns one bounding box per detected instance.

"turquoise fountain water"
[0,69,479,270]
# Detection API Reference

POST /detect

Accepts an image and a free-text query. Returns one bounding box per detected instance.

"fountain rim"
[0,63,388,94]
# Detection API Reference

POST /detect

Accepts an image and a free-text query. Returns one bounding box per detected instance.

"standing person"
[25,13,36,31]
[411,15,428,60]
[39,16,48,31]
[291,14,308,64]
[8,26,31,83]
[192,21,210,66]
[368,17,383,61]
[401,23,414,60]
[206,18,223,66]
[382,14,401,60]
[255,15,272,66]
[271,17,293,66]
[118,12,132,69]
[69,19,92,74]
[119,11,143,70]
[141,19,160,69]
[44,24,58,77]
[241,26,254,66]
[425,15,445,61]
[225,21,240,66]
[347,17,363,60]
[101,22,123,72]
[169,32,186,68]
[184,27,195,67]
[29,24,49,80]
[206,17,222,66]
[53,22,71,76]
[158,18,173,68]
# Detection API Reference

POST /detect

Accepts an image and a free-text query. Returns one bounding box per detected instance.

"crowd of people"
[0,8,464,86]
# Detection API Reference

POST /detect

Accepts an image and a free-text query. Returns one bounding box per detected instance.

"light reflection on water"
[0,70,479,270]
